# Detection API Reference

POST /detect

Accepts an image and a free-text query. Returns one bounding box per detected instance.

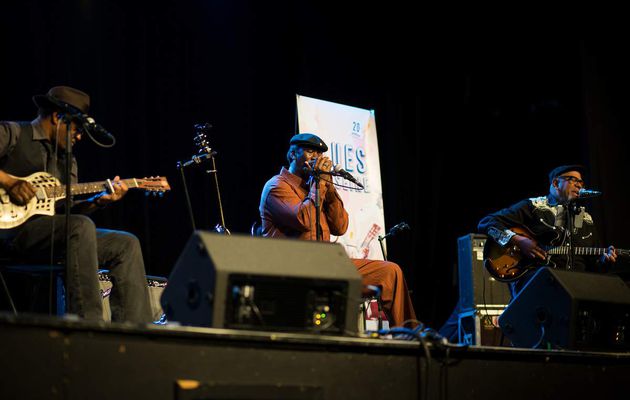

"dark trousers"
[10,214,152,323]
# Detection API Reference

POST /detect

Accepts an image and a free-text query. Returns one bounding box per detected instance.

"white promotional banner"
[296,94,385,260]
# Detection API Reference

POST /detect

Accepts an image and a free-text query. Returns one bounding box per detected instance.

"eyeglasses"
[558,175,584,186]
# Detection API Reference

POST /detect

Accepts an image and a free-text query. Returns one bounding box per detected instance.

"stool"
[0,262,65,316]
[358,285,389,333]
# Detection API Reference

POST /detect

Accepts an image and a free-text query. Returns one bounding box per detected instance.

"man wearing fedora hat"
[259,133,417,327]
[0,86,152,322]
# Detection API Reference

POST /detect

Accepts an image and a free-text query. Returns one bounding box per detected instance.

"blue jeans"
[10,214,151,323]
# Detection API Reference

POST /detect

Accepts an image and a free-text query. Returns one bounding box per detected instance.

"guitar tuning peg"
[159,192,164,197]
[145,191,150,197]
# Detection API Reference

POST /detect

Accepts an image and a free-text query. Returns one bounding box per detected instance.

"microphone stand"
[62,117,75,314]
[176,149,229,234]
[566,201,575,270]
[377,223,410,261]
[208,153,229,234]
[175,152,218,232]
[175,160,196,232]
[312,171,323,241]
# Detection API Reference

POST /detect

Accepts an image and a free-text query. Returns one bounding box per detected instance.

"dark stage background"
[2,1,629,328]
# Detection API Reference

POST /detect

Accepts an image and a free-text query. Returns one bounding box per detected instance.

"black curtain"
[2,1,629,327]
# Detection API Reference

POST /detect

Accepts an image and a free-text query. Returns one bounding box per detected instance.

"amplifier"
[458,233,511,310]
[99,270,166,322]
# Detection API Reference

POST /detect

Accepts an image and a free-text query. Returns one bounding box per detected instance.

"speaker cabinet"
[160,231,362,334]
[499,267,630,350]
[99,271,166,322]
[458,234,511,310]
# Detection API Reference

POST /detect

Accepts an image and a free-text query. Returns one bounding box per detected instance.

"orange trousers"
[352,259,417,327]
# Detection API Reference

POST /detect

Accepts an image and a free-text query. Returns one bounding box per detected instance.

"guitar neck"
[548,247,629,257]
[46,178,142,197]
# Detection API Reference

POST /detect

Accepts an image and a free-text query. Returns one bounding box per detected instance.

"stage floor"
[1,314,630,399]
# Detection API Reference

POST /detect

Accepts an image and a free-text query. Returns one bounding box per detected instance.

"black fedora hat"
[32,86,90,114]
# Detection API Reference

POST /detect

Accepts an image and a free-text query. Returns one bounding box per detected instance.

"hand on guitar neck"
[600,245,618,264]
[91,176,128,207]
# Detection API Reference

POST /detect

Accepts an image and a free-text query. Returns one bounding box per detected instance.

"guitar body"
[0,172,61,229]
[483,226,551,282]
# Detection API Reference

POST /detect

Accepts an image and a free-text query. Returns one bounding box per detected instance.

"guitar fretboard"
[548,247,628,257]
[45,179,141,197]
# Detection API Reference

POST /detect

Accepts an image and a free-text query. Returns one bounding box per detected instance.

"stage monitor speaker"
[458,234,511,310]
[499,267,630,351]
[160,231,362,334]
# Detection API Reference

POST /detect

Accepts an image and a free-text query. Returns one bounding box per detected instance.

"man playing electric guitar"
[0,86,153,322]
[478,165,618,297]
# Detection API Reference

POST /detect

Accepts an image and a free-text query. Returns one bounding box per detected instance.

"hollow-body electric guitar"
[0,171,170,229]
[483,226,629,282]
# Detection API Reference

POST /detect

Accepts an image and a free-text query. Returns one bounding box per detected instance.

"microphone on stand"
[80,115,115,142]
[387,222,410,237]
[303,160,365,189]
[57,111,116,147]
[578,188,602,198]
[332,164,364,189]
[178,150,219,169]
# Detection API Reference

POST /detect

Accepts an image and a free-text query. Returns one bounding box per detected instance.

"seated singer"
[259,133,417,327]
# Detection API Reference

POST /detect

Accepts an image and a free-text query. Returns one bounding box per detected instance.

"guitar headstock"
[193,122,213,155]
[139,176,171,196]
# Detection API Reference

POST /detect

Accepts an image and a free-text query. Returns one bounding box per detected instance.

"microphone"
[178,150,219,168]
[58,111,116,147]
[388,222,410,236]
[578,188,602,198]
[303,161,365,189]
[332,164,364,189]
[81,115,115,141]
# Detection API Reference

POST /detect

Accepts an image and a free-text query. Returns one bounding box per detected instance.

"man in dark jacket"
[439,165,617,342]
[478,164,617,296]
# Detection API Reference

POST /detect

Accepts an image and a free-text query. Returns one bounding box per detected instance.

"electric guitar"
[483,226,629,282]
[0,171,170,229]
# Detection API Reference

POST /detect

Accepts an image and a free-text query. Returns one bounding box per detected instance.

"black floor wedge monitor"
[161,231,362,334]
